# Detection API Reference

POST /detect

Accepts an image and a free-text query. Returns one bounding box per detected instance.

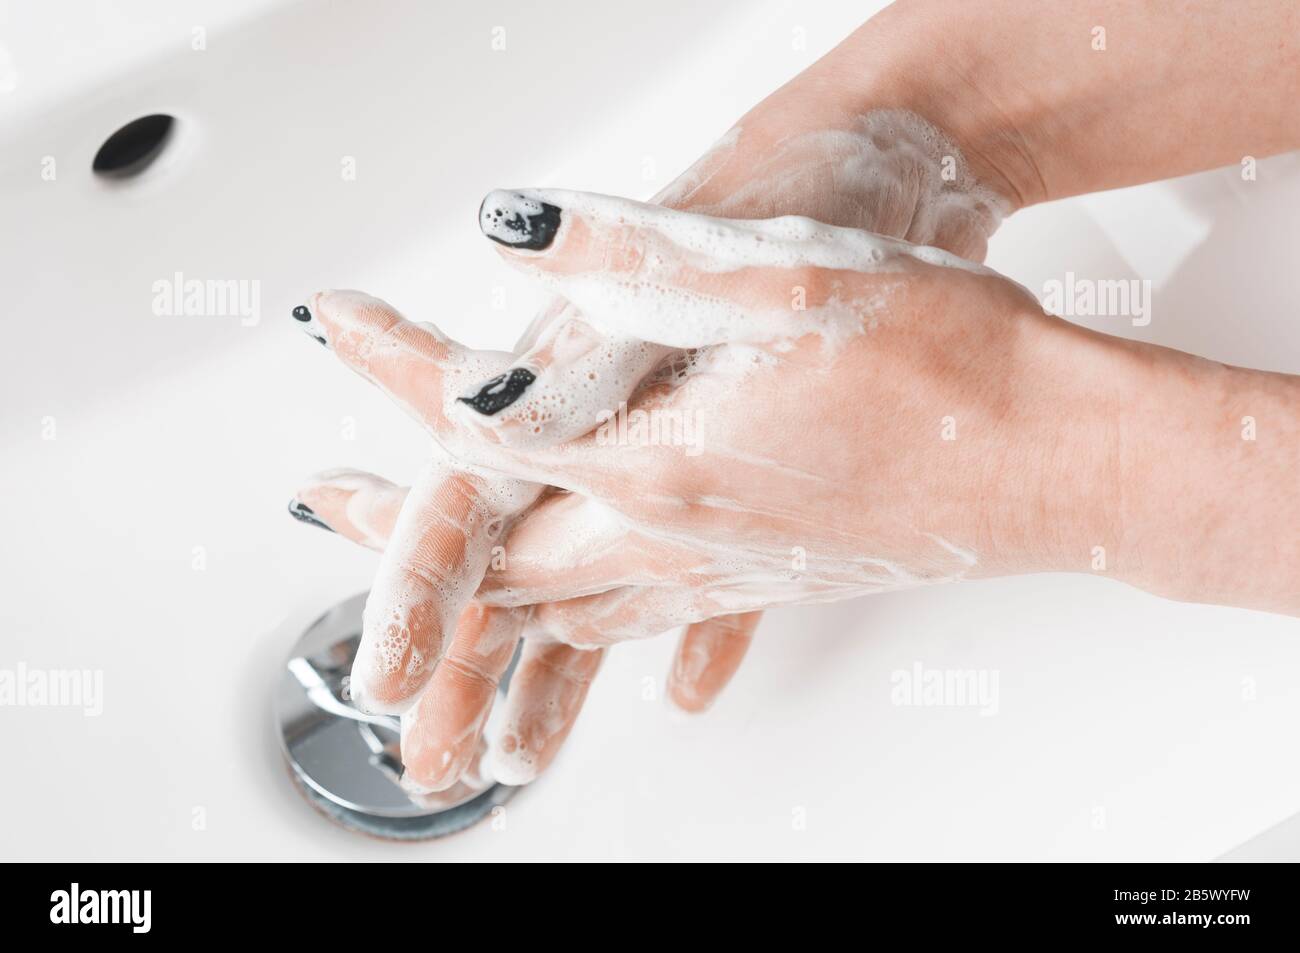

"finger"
[460,123,976,449]
[288,472,691,603]
[289,468,532,789]
[399,604,524,791]
[454,304,672,451]
[477,491,693,604]
[293,289,513,437]
[486,639,603,785]
[530,586,710,648]
[289,468,404,551]
[475,188,925,348]
[351,460,540,715]
[667,611,760,714]
[286,469,616,788]
[400,735,494,806]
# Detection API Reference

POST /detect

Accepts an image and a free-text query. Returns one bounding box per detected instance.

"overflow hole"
[92,114,176,178]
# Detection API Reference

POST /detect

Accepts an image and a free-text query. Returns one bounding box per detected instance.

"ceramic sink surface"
[2,0,1299,860]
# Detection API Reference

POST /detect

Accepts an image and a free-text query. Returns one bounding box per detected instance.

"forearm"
[760,0,1300,210]
[1119,346,1300,615]
[1019,311,1300,615]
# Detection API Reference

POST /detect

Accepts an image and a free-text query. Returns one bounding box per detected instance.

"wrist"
[819,0,1300,209]
[969,307,1130,579]
[1002,310,1300,614]
[1116,352,1300,614]
[772,0,1047,214]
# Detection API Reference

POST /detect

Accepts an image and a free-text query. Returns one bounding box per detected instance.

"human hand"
[291,0,1300,790]
[290,102,1011,789]
[440,188,1091,633]
[291,468,758,786]
[289,187,1086,787]
[463,188,1300,628]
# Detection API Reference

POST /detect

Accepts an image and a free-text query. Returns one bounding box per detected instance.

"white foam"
[357,110,1007,723]
[502,184,997,350]
[667,111,1007,253]
[460,109,1008,447]
[350,464,541,715]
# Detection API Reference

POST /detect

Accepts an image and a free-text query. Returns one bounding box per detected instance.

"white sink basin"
[3,0,1299,860]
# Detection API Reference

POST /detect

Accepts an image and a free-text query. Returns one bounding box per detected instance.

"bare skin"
[291,0,1300,791]
[293,100,999,788]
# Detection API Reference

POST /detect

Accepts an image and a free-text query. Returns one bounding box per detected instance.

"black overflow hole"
[92,114,176,178]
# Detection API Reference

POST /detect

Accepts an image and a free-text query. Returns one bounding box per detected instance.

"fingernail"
[478,190,561,251]
[291,302,328,347]
[458,367,536,415]
[287,499,334,532]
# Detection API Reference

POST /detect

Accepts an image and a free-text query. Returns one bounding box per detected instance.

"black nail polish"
[287,499,334,532]
[458,367,536,415]
[292,305,312,322]
[479,192,561,251]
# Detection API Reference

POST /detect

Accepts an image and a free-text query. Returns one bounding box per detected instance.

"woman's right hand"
[289,94,1016,787]
[288,191,1090,787]
[290,0,1300,792]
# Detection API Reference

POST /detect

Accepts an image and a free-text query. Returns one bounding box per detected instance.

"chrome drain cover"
[275,592,517,840]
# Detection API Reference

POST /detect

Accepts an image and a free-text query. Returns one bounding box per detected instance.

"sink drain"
[275,591,521,840]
